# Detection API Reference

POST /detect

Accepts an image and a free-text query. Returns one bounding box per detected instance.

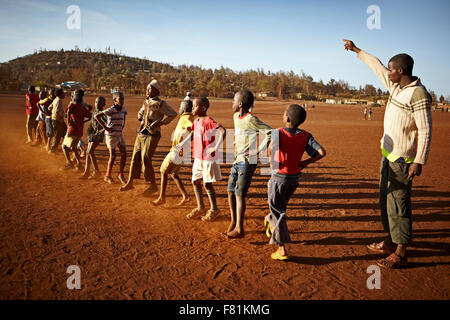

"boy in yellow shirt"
[153,100,195,206]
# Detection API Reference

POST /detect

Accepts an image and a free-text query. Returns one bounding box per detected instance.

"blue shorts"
[227,162,257,197]
[45,117,54,137]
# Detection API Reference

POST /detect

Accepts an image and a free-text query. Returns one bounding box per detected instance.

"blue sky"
[1,0,449,97]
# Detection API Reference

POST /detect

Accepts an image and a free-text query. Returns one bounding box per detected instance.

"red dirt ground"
[0,93,449,300]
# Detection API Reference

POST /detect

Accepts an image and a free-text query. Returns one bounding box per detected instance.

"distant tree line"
[1,47,445,103]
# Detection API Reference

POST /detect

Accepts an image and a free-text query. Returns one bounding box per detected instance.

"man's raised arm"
[343,39,395,93]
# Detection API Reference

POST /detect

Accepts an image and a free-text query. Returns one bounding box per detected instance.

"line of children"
[24,85,330,263]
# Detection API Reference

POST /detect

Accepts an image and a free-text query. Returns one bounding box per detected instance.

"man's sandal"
[201,209,221,222]
[186,208,206,220]
[377,253,407,269]
[367,241,395,254]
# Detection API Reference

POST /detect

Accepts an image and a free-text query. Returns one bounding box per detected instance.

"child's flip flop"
[271,251,290,261]
[264,219,272,238]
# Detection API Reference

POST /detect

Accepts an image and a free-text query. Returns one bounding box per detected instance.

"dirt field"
[0,93,449,300]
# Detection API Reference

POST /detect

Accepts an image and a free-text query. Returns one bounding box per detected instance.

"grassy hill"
[0,48,390,101]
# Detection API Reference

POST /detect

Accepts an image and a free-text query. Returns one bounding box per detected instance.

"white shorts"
[192,158,222,183]
[105,134,126,149]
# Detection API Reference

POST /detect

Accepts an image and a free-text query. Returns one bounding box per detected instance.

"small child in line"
[81,96,107,179]
[25,86,39,144]
[226,90,272,239]
[265,104,326,260]
[61,89,91,171]
[32,90,50,147]
[153,100,195,206]
[48,88,66,153]
[186,97,226,221]
[44,88,56,151]
[95,92,127,184]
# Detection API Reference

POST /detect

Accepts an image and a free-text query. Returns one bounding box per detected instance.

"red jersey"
[25,93,39,115]
[274,128,309,175]
[66,102,92,137]
[192,116,220,160]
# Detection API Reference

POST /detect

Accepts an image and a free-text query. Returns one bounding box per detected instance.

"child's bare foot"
[176,196,191,206]
[88,171,99,180]
[152,198,166,206]
[60,163,74,171]
[119,183,133,191]
[117,174,126,185]
[79,172,90,180]
[104,176,114,184]
[226,222,236,234]
[226,229,245,239]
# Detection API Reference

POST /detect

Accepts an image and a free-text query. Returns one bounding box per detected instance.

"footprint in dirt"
[207,262,239,280]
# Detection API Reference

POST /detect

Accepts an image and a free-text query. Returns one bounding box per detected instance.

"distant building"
[257,92,273,98]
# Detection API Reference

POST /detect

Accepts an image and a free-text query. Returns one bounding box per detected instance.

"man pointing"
[343,39,432,269]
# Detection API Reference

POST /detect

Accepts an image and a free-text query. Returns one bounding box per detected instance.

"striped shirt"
[357,50,432,165]
[103,105,127,136]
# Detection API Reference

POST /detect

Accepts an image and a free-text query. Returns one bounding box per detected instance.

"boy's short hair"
[239,90,254,109]
[286,104,307,127]
[73,89,84,103]
[28,85,35,93]
[56,88,64,97]
[196,97,209,109]
[389,53,414,76]
[180,100,193,113]
[113,91,124,99]
[39,90,47,99]
[96,96,106,103]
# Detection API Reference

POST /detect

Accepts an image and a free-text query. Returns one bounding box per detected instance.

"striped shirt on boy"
[103,105,127,136]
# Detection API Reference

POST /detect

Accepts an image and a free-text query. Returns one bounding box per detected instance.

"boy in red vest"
[25,86,40,143]
[265,104,326,260]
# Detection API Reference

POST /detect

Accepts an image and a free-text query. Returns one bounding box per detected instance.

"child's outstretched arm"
[300,147,326,169]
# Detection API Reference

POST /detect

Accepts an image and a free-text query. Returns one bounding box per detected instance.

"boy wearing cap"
[120,80,177,194]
